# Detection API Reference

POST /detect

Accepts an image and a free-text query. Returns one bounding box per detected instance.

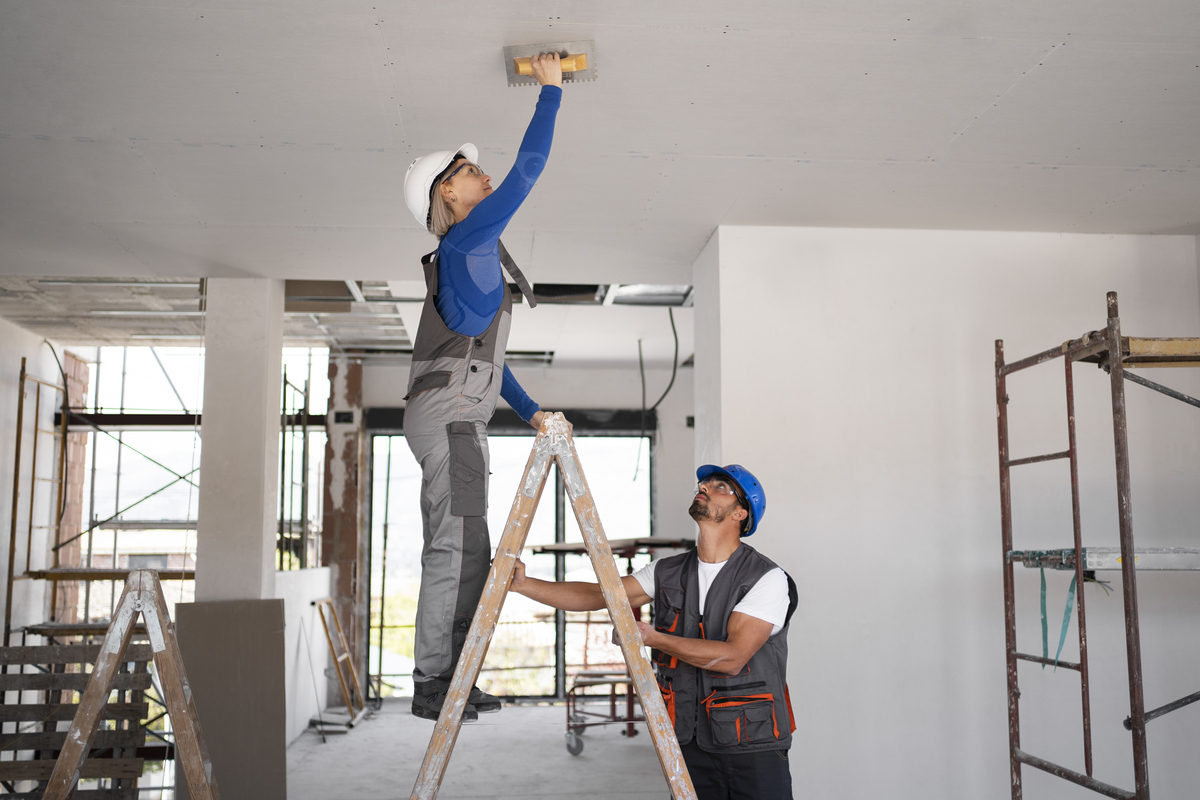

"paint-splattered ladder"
[410,413,696,800]
[41,570,221,800]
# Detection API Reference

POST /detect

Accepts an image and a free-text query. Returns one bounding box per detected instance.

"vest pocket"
[705,694,779,746]
[656,678,676,726]
[404,370,451,400]
[446,421,487,517]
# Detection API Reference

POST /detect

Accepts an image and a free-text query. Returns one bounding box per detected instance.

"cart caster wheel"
[565,732,584,756]
[568,714,586,734]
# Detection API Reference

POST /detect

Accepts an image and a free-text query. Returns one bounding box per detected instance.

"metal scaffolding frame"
[996,291,1200,800]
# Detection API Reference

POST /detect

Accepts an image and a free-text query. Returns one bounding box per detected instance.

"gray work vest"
[403,240,536,429]
[652,544,798,754]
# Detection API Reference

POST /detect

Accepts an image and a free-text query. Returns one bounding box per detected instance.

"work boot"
[468,685,502,714]
[411,683,477,723]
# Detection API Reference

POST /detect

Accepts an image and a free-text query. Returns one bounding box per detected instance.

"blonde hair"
[429,189,457,238]
[428,153,468,238]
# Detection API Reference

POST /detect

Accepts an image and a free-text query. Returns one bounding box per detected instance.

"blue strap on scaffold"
[1039,567,1077,670]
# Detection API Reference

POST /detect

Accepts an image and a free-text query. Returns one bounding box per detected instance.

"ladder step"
[23,621,148,637]
[0,671,152,692]
[0,702,149,723]
[1015,652,1081,671]
[0,728,144,751]
[0,757,144,782]
[0,643,154,666]
[1006,450,1071,468]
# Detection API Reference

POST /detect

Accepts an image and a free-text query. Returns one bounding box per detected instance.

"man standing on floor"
[512,464,798,800]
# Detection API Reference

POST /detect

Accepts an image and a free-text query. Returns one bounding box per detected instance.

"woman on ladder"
[400,52,565,722]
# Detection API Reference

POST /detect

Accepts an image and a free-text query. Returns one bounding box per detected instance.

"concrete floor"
[286,699,672,800]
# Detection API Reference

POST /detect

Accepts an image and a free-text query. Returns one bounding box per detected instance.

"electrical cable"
[633,308,680,480]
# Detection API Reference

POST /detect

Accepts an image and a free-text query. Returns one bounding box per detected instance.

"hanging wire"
[633,308,680,480]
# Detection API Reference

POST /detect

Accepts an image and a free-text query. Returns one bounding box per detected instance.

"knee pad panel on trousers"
[447,421,487,517]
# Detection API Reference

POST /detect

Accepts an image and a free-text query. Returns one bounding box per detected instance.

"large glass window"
[368,433,651,698]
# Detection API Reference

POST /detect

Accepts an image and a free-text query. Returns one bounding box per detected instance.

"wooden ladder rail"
[316,597,367,723]
[42,569,221,800]
[410,413,696,800]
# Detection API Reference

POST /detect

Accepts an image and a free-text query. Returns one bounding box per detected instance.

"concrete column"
[321,354,367,698]
[195,278,285,601]
[180,278,287,800]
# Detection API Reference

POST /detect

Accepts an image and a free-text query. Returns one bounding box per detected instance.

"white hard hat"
[403,143,479,232]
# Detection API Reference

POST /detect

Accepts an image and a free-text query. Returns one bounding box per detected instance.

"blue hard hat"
[696,464,766,536]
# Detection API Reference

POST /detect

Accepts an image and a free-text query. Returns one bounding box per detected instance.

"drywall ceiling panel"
[3,0,1200,289]
[123,141,407,228]
[942,41,1200,168]
[0,3,392,148]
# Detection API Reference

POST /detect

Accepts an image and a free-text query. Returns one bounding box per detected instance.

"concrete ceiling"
[1,1,1198,361]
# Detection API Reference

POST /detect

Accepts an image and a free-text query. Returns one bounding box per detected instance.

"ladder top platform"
[1009,547,1200,571]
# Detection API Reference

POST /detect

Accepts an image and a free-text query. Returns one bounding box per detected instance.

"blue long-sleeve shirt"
[434,85,561,423]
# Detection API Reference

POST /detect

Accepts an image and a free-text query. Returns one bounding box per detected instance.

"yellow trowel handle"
[513,53,588,76]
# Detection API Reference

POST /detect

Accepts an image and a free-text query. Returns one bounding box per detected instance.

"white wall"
[696,227,1200,799]
[362,363,698,542]
[0,319,71,638]
[276,567,332,745]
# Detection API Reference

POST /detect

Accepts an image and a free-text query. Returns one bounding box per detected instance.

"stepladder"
[316,597,368,725]
[43,569,220,800]
[410,413,696,800]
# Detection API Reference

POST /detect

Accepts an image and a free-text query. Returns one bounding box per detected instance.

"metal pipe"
[300,377,311,569]
[5,359,28,645]
[1014,750,1134,800]
[1124,689,1200,729]
[1014,652,1081,671]
[26,383,41,575]
[279,368,288,571]
[376,436,393,698]
[995,340,1022,800]
[1105,292,1149,800]
[111,346,128,619]
[1122,370,1200,410]
[84,348,102,624]
[1000,344,1065,376]
[51,356,70,623]
[1064,356,1094,776]
[1006,450,1071,468]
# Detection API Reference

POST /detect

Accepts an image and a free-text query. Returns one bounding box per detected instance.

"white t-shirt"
[631,558,791,636]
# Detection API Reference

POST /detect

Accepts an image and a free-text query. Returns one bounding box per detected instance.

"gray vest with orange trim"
[651,544,798,753]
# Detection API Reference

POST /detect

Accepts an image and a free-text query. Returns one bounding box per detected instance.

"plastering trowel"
[502,40,597,87]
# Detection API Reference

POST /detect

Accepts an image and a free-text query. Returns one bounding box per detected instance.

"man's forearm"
[646,632,744,675]
[513,576,606,612]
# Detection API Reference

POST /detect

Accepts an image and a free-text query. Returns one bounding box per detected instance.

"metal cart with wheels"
[529,537,695,756]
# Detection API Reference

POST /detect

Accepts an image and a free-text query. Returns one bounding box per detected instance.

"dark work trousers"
[680,740,794,800]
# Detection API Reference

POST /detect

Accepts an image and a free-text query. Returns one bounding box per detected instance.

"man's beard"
[689,495,730,525]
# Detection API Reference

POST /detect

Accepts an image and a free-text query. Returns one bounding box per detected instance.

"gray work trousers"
[407,419,491,688]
